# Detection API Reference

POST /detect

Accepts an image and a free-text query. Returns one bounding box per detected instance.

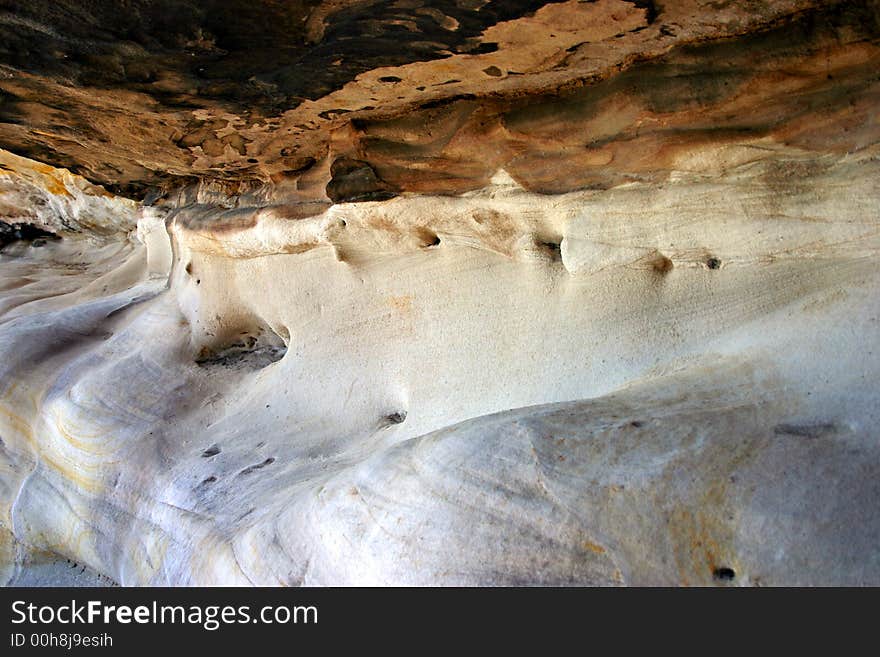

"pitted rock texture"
[2,1,876,199]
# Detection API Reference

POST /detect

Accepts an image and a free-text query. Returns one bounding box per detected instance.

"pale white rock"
[0,143,878,585]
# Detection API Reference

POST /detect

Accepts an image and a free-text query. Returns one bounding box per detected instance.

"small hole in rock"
[386,411,407,425]
[706,257,721,270]
[417,228,441,248]
[539,240,562,260]
[201,476,217,485]
[652,255,673,274]
[201,444,221,458]
[713,567,736,581]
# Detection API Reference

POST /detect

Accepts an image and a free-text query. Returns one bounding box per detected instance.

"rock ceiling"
[2,1,877,200]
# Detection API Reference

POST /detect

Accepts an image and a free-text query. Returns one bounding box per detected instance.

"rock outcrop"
[0,0,878,585]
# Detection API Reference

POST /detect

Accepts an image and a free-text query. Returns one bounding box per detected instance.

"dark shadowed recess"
[0,220,59,249]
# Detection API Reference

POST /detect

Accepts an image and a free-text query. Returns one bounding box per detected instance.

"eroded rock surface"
[0,0,878,585]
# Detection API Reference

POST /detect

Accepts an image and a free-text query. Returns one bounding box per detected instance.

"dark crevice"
[713,567,736,582]
[0,221,60,250]
[538,239,562,261]
[195,334,287,369]
[326,157,397,203]
[238,457,275,476]
[773,422,837,439]
[626,1,658,25]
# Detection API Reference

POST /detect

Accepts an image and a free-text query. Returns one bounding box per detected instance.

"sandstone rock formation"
[0,0,878,585]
